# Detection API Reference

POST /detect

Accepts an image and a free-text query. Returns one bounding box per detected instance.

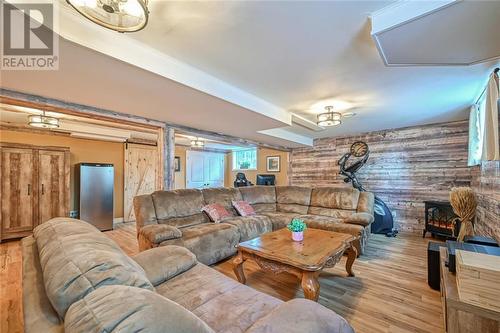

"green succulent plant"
[287,218,307,232]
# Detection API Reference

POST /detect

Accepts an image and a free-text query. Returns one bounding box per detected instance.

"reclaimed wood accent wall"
[290,120,472,233]
[472,161,500,242]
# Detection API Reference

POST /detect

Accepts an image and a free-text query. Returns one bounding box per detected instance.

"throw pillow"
[232,200,256,217]
[202,203,232,222]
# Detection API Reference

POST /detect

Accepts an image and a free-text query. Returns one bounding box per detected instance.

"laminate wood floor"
[0,223,443,333]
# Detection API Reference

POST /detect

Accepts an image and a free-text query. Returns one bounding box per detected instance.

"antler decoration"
[449,187,477,242]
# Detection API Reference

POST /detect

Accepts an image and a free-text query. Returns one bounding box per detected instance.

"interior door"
[186,150,206,189]
[124,144,159,222]
[38,150,67,225]
[206,153,225,188]
[186,151,225,189]
[0,147,36,240]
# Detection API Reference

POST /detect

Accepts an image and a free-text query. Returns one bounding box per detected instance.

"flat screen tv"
[256,174,276,186]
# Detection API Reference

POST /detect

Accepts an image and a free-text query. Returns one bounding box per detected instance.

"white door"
[186,151,225,189]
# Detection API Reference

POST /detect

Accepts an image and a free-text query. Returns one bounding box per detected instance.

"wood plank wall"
[290,120,472,233]
[472,161,500,242]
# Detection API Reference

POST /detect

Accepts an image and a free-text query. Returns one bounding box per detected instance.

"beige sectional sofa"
[23,218,354,333]
[134,186,375,264]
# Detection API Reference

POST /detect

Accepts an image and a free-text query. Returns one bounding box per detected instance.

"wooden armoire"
[0,142,70,241]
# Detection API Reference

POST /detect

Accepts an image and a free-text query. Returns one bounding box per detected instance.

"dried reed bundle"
[450,187,477,242]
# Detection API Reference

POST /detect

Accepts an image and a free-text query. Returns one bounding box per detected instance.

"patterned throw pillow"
[201,203,232,223]
[232,200,256,217]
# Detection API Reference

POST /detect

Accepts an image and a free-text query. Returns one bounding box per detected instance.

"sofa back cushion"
[276,186,312,214]
[308,187,360,217]
[152,189,209,228]
[239,186,277,213]
[34,218,154,318]
[65,286,215,333]
[202,188,242,216]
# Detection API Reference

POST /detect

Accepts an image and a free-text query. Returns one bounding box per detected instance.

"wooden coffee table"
[232,228,358,301]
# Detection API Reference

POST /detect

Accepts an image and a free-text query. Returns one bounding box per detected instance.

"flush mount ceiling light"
[67,0,149,33]
[28,111,60,129]
[191,138,205,148]
[316,106,356,127]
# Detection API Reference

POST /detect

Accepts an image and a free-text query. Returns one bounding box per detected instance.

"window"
[232,149,257,170]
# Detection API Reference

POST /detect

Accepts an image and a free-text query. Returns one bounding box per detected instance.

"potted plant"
[287,218,307,242]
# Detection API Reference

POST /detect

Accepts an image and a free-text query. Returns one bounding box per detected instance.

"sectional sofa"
[134,186,375,265]
[22,218,354,333]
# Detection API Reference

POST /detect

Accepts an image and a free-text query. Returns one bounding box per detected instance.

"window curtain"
[481,71,499,161]
[468,71,499,166]
[467,104,482,166]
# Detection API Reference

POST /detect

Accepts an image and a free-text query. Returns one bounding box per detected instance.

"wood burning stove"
[423,201,459,239]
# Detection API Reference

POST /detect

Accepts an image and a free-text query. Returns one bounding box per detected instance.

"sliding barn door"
[124,143,159,222]
[38,150,70,225]
[0,147,37,240]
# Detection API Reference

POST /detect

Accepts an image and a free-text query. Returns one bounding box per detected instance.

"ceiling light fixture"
[317,106,342,127]
[28,111,60,129]
[67,0,149,33]
[190,138,205,148]
[316,106,357,127]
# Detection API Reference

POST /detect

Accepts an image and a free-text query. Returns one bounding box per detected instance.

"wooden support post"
[163,126,175,190]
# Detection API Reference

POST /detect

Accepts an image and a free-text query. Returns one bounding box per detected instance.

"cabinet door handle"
[41,184,45,195]
[27,184,31,195]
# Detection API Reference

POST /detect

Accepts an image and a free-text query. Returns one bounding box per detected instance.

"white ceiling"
[2,0,499,147]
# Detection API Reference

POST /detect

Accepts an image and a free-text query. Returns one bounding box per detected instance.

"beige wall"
[1,130,124,218]
[225,148,289,187]
[174,145,187,189]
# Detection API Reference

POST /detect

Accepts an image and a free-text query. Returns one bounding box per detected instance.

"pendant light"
[28,111,60,129]
[66,0,149,33]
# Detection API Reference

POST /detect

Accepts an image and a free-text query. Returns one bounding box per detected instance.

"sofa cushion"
[343,212,374,226]
[357,191,375,215]
[260,212,300,230]
[246,299,354,333]
[133,246,197,286]
[161,223,240,265]
[156,264,282,333]
[239,186,277,213]
[232,200,256,216]
[139,224,182,244]
[133,194,158,229]
[276,186,312,214]
[33,218,154,318]
[222,215,273,241]
[203,188,242,216]
[64,285,215,333]
[306,207,355,219]
[152,189,208,228]
[309,187,360,210]
[202,203,233,222]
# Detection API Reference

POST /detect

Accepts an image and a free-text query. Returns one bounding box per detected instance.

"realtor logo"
[1,0,59,70]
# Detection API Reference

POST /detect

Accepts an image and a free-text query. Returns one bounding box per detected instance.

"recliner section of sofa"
[134,185,375,264]
[23,218,354,333]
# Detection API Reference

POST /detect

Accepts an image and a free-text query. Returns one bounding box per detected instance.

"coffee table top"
[237,228,356,271]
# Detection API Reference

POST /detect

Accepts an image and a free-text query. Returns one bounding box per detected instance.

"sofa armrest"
[132,245,197,286]
[246,299,354,333]
[344,212,374,226]
[139,224,182,244]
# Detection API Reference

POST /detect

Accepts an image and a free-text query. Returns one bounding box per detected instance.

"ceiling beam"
[1,89,291,152]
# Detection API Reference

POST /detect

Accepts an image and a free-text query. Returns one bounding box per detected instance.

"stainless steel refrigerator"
[77,163,114,231]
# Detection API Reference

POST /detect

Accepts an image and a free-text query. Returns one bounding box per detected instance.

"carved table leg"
[301,271,320,301]
[232,251,246,284]
[345,244,357,277]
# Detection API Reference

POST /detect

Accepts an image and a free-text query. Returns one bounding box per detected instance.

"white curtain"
[467,104,482,166]
[481,72,499,160]
[468,71,499,165]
